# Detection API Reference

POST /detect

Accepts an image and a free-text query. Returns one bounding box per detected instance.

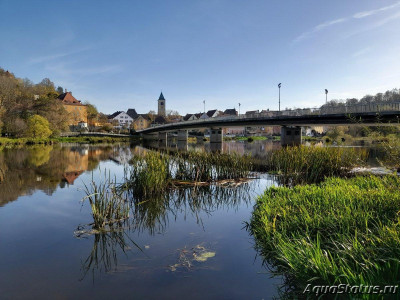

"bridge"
[136,102,400,146]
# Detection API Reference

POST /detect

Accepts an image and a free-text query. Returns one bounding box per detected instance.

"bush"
[25,115,52,139]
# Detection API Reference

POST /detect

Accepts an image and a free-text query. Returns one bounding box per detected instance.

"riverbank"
[0,136,139,146]
[248,175,400,296]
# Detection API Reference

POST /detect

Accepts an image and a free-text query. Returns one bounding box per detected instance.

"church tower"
[157,92,166,116]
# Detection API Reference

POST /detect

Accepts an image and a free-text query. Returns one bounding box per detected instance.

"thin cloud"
[353,1,400,18]
[293,1,400,43]
[28,47,92,64]
[293,18,346,43]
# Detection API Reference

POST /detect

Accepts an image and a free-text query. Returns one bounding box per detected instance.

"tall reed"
[122,150,253,198]
[82,171,130,230]
[264,145,367,184]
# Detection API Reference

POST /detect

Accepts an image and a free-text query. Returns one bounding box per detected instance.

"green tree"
[25,115,52,138]
[84,101,99,124]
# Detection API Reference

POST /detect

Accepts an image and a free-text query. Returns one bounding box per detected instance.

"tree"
[84,102,99,125]
[25,115,52,139]
[56,86,64,94]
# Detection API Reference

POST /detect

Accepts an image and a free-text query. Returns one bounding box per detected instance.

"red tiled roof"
[57,92,83,106]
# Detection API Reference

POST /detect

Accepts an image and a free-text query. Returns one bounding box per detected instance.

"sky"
[1,0,400,115]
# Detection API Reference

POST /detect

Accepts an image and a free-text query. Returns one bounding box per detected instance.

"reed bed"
[82,172,130,231]
[122,150,252,197]
[264,145,367,184]
[248,175,400,290]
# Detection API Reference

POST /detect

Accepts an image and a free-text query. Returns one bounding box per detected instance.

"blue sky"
[1,0,400,115]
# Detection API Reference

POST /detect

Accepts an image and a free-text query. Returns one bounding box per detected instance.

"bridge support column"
[281,126,302,146]
[177,130,188,142]
[158,132,167,141]
[210,128,223,143]
[177,140,188,151]
[210,142,223,153]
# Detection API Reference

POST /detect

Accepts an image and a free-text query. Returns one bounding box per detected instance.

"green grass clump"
[82,172,130,230]
[248,175,400,290]
[123,151,171,197]
[123,150,252,198]
[264,145,367,184]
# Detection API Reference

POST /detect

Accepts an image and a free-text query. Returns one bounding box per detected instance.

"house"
[57,91,88,129]
[245,110,259,118]
[183,114,198,121]
[152,115,167,125]
[223,108,238,116]
[126,108,138,119]
[132,114,151,130]
[206,109,220,118]
[108,111,134,128]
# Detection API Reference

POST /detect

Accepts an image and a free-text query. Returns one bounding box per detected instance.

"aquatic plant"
[248,175,400,290]
[122,151,171,197]
[82,172,130,230]
[122,150,253,198]
[263,145,367,184]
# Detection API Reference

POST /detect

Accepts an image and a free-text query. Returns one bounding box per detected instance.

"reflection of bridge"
[137,102,400,146]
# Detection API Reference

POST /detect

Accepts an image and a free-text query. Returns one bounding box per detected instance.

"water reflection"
[78,178,257,280]
[129,183,253,235]
[0,144,126,206]
[80,229,143,281]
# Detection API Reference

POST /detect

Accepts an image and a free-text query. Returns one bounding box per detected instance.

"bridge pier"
[177,140,188,151]
[210,128,223,143]
[281,126,302,146]
[177,130,188,142]
[158,132,167,141]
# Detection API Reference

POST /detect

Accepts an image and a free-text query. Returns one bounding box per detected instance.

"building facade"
[57,92,88,129]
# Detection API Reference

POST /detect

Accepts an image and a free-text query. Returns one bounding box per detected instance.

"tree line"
[0,68,99,138]
[322,88,400,108]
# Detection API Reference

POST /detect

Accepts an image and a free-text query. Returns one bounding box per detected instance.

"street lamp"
[325,89,328,104]
[278,83,282,111]
[238,102,241,118]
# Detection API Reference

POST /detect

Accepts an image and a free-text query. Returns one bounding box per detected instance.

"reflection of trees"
[0,145,116,206]
[129,183,252,235]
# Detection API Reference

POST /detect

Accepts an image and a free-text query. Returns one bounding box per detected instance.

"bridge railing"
[146,101,400,131]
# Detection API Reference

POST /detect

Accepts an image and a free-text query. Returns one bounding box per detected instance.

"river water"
[0,141,288,300]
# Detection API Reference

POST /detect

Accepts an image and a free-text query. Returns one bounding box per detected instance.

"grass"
[82,172,130,231]
[0,136,136,147]
[263,145,368,184]
[122,150,253,198]
[248,175,400,292]
[0,137,56,146]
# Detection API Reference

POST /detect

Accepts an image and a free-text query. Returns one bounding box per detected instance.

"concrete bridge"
[137,102,400,146]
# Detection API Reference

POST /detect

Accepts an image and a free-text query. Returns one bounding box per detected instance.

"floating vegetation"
[169,243,216,272]
[81,171,130,231]
[248,175,400,291]
[263,145,368,184]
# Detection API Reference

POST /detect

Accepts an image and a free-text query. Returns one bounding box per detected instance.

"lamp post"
[278,83,281,111]
[325,89,328,104]
[238,102,241,118]
[203,100,205,117]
